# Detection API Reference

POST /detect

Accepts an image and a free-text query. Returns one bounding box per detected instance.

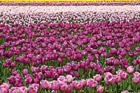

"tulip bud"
[76,72,80,78]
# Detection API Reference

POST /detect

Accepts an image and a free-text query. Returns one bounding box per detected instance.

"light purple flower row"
[0,11,140,26]
[0,1,140,6]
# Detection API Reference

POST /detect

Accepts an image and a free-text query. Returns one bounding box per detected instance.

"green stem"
[129,75,131,87]
[6,68,8,78]
[92,88,94,93]
[136,84,137,93]
[91,69,93,76]
[45,89,47,93]
[84,72,86,78]
[109,84,112,93]
[4,69,6,78]
[128,75,132,91]
[116,83,118,93]
[123,79,124,90]
[115,66,118,71]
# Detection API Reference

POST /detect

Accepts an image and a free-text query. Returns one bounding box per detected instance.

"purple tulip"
[22,69,28,75]
[6,59,12,65]
[76,72,80,78]
[44,71,52,78]
[25,77,33,84]
[10,62,16,68]
[3,63,8,68]
[8,76,16,84]
[11,69,18,75]
[95,54,99,60]
[102,52,108,57]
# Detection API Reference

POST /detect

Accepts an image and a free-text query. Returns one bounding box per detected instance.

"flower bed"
[0,5,140,93]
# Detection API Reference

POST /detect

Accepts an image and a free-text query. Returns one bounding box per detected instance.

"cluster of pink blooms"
[0,1,140,6]
[104,70,128,85]
[3,59,16,68]
[0,82,10,93]
[40,74,104,93]
[0,82,39,93]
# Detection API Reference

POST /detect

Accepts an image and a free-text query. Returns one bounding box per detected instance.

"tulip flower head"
[93,74,102,81]
[121,91,129,93]
[132,77,139,84]
[127,66,134,74]
[40,80,49,88]
[97,85,104,93]
[66,75,74,83]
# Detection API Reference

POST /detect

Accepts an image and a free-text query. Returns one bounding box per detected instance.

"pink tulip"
[97,85,104,93]
[40,65,48,73]
[93,74,102,81]
[51,90,58,93]
[66,84,72,93]
[133,72,140,78]
[25,77,33,84]
[28,86,37,93]
[1,82,10,90]
[51,80,59,90]
[22,69,28,75]
[8,76,16,84]
[9,87,18,93]
[87,79,97,88]
[0,88,8,93]
[66,75,74,83]
[40,80,49,88]
[104,72,115,84]
[59,82,68,92]
[57,76,67,83]
[120,71,128,79]
[132,60,137,66]
[132,77,139,84]
[74,81,83,90]
[121,91,129,93]
[127,66,134,74]
[116,70,123,76]
[10,62,16,68]
[11,69,18,75]
[19,86,28,93]
[80,79,87,86]
[114,75,121,83]
[28,83,39,93]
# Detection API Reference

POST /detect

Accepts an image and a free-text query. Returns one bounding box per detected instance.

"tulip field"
[0,2,140,93]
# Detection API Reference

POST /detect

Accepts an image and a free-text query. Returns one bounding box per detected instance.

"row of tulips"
[0,71,140,93]
[0,1,140,5]
[0,10,140,26]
